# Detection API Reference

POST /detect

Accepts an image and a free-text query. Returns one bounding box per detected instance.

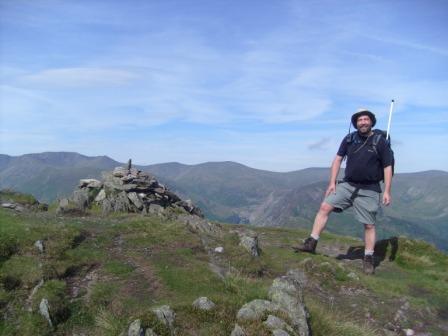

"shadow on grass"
[335,237,398,267]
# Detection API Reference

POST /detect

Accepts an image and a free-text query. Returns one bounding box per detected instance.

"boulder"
[56,198,69,213]
[79,178,102,188]
[95,189,106,202]
[230,324,246,336]
[73,189,89,211]
[239,233,260,257]
[264,315,297,335]
[113,166,128,177]
[148,203,164,215]
[34,240,44,253]
[128,319,143,336]
[192,297,216,311]
[268,269,310,336]
[152,305,175,335]
[39,298,53,328]
[113,192,132,212]
[1,202,15,209]
[127,192,143,210]
[237,299,278,321]
[145,329,158,336]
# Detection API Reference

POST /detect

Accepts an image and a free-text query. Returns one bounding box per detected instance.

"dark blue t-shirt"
[337,132,394,193]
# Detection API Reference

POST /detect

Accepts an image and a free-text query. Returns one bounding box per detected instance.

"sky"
[1,0,447,172]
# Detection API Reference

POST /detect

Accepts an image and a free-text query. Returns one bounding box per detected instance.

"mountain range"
[1,152,447,250]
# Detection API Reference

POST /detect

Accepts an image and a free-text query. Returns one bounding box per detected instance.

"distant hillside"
[1,152,447,250]
[0,152,118,201]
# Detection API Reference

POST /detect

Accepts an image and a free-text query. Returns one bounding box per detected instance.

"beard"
[357,125,372,136]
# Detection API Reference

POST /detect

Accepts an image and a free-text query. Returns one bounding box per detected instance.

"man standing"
[296,109,394,275]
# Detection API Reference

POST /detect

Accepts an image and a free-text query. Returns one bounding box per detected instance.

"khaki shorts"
[324,182,381,224]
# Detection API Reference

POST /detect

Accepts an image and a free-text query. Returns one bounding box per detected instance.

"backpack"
[345,129,395,179]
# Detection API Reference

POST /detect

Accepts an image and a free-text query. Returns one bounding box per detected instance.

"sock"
[365,249,374,256]
[310,234,319,240]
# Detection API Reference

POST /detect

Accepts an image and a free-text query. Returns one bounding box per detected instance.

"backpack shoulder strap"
[345,131,358,143]
[371,129,389,155]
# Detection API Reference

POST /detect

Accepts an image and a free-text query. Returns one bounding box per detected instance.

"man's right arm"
[325,155,343,196]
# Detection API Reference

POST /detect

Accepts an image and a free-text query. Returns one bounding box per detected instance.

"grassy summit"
[0,193,447,335]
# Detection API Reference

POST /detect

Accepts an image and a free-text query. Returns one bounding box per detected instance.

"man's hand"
[382,191,391,206]
[325,182,337,197]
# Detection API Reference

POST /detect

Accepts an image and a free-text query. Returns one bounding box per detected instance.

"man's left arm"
[382,165,392,206]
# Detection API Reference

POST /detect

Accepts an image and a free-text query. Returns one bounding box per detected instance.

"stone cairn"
[60,159,203,217]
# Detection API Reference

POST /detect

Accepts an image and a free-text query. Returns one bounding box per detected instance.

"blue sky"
[1,0,447,172]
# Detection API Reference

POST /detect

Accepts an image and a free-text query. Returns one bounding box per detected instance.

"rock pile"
[59,162,203,217]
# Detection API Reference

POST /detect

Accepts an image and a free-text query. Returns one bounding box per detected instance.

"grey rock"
[152,305,175,335]
[239,234,260,257]
[230,324,246,336]
[128,319,143,336]
[269,269,310,336]
[237,299,278,321]
[56,198,69,213]
[113,192,131,212]
[101,198,113,214]
[236,307,257,321]
[103,174,125,190]
[148,203,164,215]
[59,198,69,207]
[122,184,138,191]
[127,192,143,210]
[1,202,16,209]
[214,246,224,253]
[145,329,158,336]
[73,189,89,211]
[264,315,296,335]
[113,166,128,177]
[34,240,44,253]
[79,178,102,188]
[192,297,216,311]
[273,330,290,336]
[39,298,53,328]
[178,215,222,236]
[94,189,106,202]
[15,205,25,212]
[264,315,287,329]
[347,272,359,280]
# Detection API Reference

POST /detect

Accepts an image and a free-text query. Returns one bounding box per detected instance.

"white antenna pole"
[386,99,394,140]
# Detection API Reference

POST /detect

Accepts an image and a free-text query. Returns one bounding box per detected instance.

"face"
[356,115,372,134]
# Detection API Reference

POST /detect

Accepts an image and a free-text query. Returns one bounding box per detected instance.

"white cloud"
[19,67,139,88]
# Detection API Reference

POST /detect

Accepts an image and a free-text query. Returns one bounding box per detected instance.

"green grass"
[0,189,38,205]
[307,299,380,336]
[1,201,448,335]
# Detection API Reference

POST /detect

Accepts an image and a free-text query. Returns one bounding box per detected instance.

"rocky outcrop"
[58,162,203,217]
[235,269,310,336]
[152,305,176,336]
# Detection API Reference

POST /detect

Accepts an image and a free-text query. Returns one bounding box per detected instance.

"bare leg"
[311,202,334,237]
[364,224,376,251]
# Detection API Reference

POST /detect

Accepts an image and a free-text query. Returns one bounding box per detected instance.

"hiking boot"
[294,237,318,254]
[363,255,375,275]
